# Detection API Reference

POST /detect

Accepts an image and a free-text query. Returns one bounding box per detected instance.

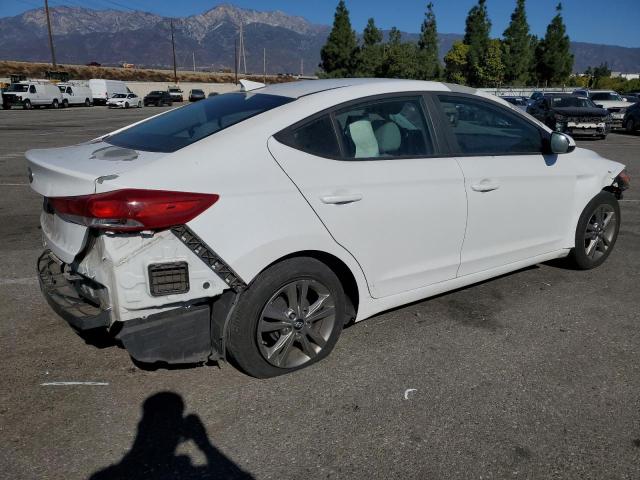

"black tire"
[85,98,91,107]
[168,101,173,106]
[156,100,161,107]
[226,257,346,378]
[625,118,636,133]
[124,102,129,109]
[23,99,32,110]
[62,99,69,108]
[52,99,59,109]
[569,191,620,270]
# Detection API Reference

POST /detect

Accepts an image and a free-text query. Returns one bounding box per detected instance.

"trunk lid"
[26,141,166,197]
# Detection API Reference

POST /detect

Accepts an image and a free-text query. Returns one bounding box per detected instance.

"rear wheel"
[62,99,69,108]
[625,118,637,133]
[569,192,620,270]
[138,101,142,108]
[227,257,346,378]
[85,98,91,107]
[156,100,161,107]
[52,99,59,109]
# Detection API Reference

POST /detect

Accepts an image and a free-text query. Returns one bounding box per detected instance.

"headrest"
[374,122,401,154]
[348,120,379,158]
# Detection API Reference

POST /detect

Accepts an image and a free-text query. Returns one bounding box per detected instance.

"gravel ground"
[0,106,638,479]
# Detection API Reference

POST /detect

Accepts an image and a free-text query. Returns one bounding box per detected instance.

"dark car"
[188,89,206,102]
[208,92,219,98]
[144,91,173,107]
[622,93,639,103]
[502,96,527,111]
[527,93,610,138]
[623,101,640,133]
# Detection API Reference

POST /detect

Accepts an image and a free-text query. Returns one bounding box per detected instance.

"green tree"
[480,39,505,87]
[592,62,612,87]
[535,3,574,85]
[417,2,441,80]
[502,0,532,85]
[320,0,358,77]
[380,27,420,79]
[356,18,384,77]
[463,0,491,86]
[444,41,469,84]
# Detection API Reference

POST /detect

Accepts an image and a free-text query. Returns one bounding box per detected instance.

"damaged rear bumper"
[37,245,238,365]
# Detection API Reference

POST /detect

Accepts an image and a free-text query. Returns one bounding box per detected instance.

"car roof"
[258,78,450,99]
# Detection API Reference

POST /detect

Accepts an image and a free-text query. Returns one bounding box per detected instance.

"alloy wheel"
[257,279,336,369]
[584,204,616,261]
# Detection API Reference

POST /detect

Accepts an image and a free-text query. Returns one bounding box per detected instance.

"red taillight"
[48,189,219,232]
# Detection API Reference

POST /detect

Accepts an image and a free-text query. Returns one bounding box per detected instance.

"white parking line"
[0,277,37,286]
[41,382,109,386]
[0,183,28,186]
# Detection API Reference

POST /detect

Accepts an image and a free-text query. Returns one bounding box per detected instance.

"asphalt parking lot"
[1,106,639,479]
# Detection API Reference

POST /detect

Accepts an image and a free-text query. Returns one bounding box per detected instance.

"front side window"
[437,95,543,155]
[106,92,293,153]
[334,97,433,159]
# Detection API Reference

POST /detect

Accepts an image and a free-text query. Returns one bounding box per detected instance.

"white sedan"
[107,93,142,109]
[26,79,630,377]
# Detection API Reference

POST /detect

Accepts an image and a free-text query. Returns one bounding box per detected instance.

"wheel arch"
[255,250,361,323]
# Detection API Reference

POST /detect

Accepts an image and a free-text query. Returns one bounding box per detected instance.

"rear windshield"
[106,92,293,153]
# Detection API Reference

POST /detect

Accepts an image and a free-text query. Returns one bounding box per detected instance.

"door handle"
[320,193,363,205]
[471,181,500,192]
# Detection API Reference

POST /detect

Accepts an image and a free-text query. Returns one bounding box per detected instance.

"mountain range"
[1,5,639,76]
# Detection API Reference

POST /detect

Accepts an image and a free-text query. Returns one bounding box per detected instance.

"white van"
[89,79,130,105]
[1,80,63,109]
[57,82,93,107]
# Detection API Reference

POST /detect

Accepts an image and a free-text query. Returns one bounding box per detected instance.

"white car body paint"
[26,78,626,328]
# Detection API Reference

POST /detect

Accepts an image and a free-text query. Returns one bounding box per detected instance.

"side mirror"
[550,131,576,154]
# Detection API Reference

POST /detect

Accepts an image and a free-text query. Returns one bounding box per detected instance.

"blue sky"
[7,0,640,47]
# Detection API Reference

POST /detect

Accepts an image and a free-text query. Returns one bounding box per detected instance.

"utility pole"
[237,22,247,75]
[192,51,196,72]
[44,0,57,67]
[263,48,266,83]
[234,38,238,85]
[170,19,177,84]
[300,58,304,77]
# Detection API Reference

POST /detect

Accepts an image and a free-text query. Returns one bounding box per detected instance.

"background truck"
[57,82,93,107]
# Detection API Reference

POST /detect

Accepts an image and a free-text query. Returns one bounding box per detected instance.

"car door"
[268,95,467,298]
[432,93,576,277]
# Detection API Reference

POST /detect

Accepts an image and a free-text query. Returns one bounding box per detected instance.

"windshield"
[112,94,127,98]
[148,91,163,95]
[591,92,623,101]
[57,86,65,92]
[551,97,596,108]
[7,84,29,92]
[106,92,293,153]
[169,88,181,93]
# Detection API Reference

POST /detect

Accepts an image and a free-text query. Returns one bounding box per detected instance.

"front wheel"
[85,98,91,107]
[23,99,32,110]
[625,118,636,133]
[569,191,620,270]
[138,101,142,108]
[62,99,69,108]
[52,99,59,109]
[227,257,346,378]
[124,102,129,109]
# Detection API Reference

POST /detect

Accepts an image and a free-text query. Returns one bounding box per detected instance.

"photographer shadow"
[90,391,254,480]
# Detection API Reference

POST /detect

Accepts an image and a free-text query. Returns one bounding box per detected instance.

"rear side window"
[334,97,434,159]
[437,95,542,155]
[106,92,293,153]
[276,115,340,158]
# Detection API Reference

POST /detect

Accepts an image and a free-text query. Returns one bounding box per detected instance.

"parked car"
[2,80,62,109]
[621,93,639,103]
[527,93,610,138]
[208,92,219,98]
[107,93,142,109]
[189,89,206,102]
[28,79,629,378]
[502,96,528,111]
[168,86,184,102]
[143,91,173,106]
[89,79,129,105]
[622,101,640,133]
[572,89,630,129]
[57,82,93,107]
